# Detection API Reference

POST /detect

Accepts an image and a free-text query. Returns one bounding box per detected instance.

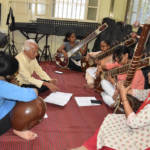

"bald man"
[16,39,58,94]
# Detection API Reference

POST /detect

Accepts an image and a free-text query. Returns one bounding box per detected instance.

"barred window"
[52,0,86,19]
[52,0,99,21]
[10,0,99,22]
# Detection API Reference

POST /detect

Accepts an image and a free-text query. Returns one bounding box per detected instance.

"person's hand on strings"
[117,81,131,101]
[106,72,115,85]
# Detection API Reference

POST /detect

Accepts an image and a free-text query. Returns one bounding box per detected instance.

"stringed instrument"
[8,74,47,131]
[55,23,108,68]
[11,97,46,131]
[114,24,150,113]
[81,36,137,72]
[94,56,150,92]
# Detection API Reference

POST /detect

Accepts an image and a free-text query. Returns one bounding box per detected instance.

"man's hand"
[43,82,58,92]
[50,79,57,85]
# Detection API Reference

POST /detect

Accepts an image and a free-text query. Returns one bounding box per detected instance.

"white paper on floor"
[75,96,101,106]
[44,91,73,106]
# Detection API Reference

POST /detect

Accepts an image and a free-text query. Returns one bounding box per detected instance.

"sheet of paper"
[75,97,101,106]
[44,92,73,106]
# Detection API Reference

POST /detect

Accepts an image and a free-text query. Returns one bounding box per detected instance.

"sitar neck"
[97,44,120,60]
[67,23,108,57]
[124,24,150,87]
[96,37,137,60]
[104,57,150,78]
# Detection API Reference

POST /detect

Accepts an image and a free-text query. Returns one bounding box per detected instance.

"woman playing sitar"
[98,46,145,109]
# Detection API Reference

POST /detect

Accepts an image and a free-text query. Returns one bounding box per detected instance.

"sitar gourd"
[114,24,150,113]
[55,23,108,68]
[7,74,47,131]
[81,35,137,72]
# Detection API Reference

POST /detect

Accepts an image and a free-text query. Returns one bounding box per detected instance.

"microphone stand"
[4,7,18,56]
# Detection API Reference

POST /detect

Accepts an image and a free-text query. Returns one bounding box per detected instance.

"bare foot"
[13,129,38,140]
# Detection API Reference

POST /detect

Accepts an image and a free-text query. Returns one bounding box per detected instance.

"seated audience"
[16,39,58,94]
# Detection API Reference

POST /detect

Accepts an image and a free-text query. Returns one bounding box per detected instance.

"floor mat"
[0,62,112,150]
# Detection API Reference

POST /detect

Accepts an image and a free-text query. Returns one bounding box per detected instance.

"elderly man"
[16,39,58,93]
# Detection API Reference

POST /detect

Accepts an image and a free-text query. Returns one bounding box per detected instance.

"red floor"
[0,62,112,150]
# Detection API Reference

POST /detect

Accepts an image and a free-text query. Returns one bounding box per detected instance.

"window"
[10,0,99,22]
[52,0,99,21]
[130,0,150,24]
[30,0,50,19]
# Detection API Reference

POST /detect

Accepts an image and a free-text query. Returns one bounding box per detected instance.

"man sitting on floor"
[16,39,58,94]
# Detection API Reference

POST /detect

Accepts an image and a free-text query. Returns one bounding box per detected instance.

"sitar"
[94,56,150,92]
[114,24,150,113]
[55,23,108,68]
[81,36,137,72]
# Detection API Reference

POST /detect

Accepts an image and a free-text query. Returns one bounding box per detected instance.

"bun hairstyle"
[23,39,37,51]
[0,52,18,76]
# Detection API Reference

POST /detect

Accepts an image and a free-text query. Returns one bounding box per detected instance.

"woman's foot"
[13,129,38,140]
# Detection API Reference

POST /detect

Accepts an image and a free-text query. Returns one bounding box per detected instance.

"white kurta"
[16,52,51,88]
[97,104,150,150]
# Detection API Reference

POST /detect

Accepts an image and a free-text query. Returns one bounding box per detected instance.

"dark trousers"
[21,84,49,94]
[0,112,11,136]
[68,58,82,72]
